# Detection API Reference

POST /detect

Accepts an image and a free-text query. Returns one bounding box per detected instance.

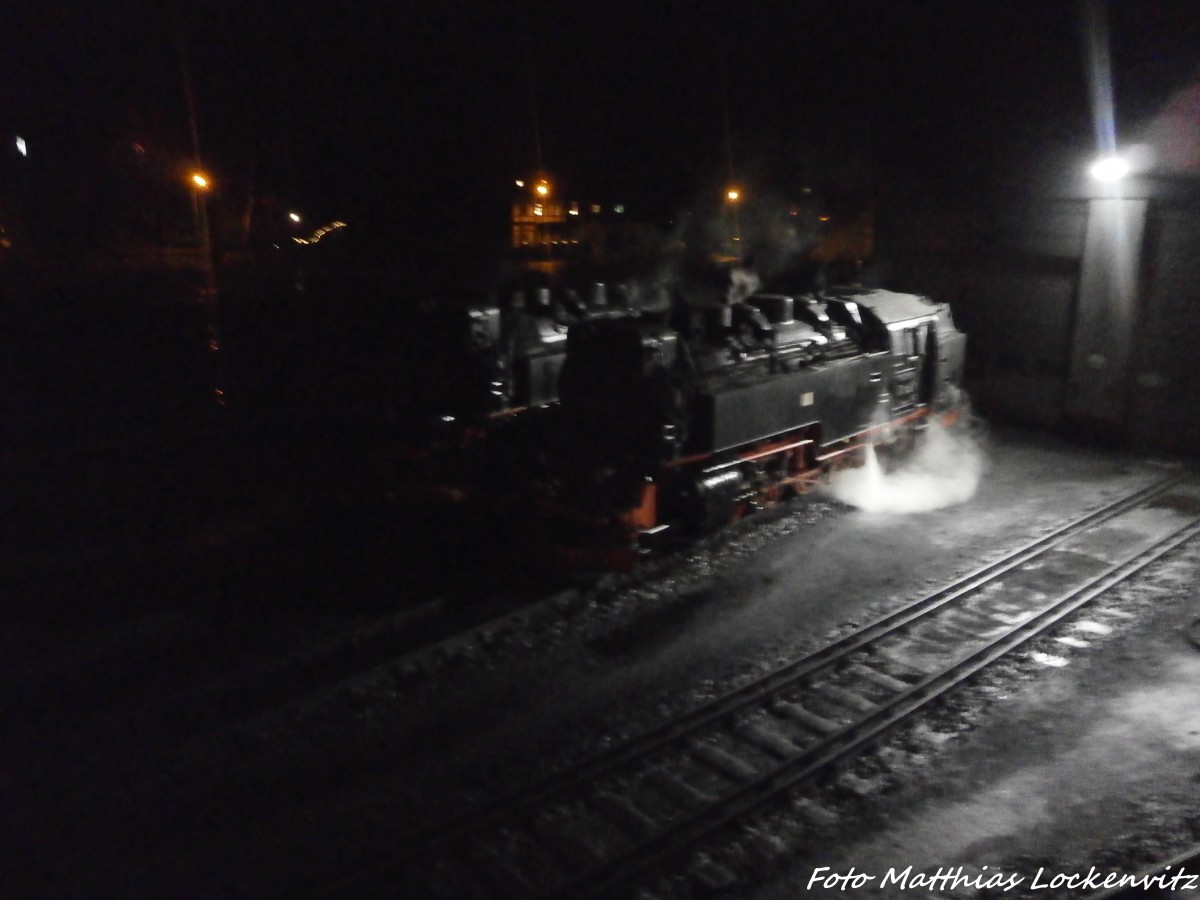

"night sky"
[4,1,1198,264]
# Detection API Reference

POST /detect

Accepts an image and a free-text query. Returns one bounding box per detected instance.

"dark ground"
[4,426,1199,898]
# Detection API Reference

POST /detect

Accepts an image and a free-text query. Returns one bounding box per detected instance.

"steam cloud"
[824,419,985,514]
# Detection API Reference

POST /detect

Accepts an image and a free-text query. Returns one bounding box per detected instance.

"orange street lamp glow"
[535,180,550,198]
[190,172,211,190]
[726,188,740,202]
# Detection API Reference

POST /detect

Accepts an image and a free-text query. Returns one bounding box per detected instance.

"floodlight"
[1089,155,1129,182]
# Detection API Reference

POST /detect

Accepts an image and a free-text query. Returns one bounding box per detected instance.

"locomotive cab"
[847,289,967,415]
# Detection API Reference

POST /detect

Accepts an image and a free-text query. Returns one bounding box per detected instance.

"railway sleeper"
[689,853,740,892]
[846,661,912,693]
[770,698,840,735]
[589,787,661,839]
[735,720,807,760]
[688,738,762,781]
[531,805,616,868]
[812,681,878,714]
[645,767,718,809]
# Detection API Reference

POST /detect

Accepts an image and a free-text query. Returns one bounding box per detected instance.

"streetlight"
[725,186,742,248]
[288,211,302,223]
[187,169,216,293]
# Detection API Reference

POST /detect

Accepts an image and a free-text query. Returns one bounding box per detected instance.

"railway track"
[322,473,1200,899]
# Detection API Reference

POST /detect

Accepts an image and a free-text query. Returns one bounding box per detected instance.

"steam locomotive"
[390,280,665,502]
[536,286,968,566]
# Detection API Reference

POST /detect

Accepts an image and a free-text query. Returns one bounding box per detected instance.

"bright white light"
[15,136,27,157]
[1090,155,1130,181]
[288,212,302,223]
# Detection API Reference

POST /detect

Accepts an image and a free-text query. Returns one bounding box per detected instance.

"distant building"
[511,175,567,248]
[509,174,641,276]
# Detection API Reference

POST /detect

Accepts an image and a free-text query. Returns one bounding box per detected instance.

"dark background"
[5,1,1198,278]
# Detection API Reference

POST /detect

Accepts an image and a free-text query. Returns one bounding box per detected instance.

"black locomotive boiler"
[548,287,968,566]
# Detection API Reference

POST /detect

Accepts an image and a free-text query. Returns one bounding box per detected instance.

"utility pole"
[173,7,217,295]
[173,6,225,413]
[720,52,741,251]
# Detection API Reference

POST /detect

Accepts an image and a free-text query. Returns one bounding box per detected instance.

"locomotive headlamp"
[1089,155,1129,182]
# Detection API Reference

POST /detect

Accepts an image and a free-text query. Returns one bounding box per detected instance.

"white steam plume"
[824,419,985,514]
